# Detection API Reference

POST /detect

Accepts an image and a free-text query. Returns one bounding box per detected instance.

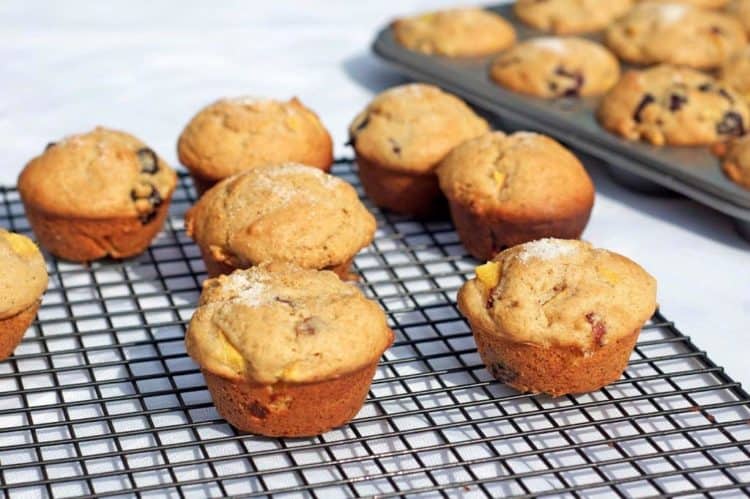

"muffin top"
[437,132,594,218]
[18,127,177,222]
[185,262,394,384]
[178,97,333,182]
[348,84,489,174]
[490,37,620,98]
[0,229,48,319]
[597,65,749,146]
[717,135,750,189]
[392,7,516,57]
[514,0,633,34]
[719,46,750,104]
[605,3,746,69]
[185,163,376,270]
[457,239,657,353]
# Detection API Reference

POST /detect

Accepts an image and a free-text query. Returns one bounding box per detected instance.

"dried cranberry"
[247,401,269,419]
[585,312,607,347]
[717,112,746,136]
[669,94,688,111]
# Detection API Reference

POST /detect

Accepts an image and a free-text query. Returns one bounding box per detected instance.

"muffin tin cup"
[371,3,750,244]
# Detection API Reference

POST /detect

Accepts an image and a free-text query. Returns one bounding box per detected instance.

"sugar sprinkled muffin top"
[0,229,48,319]
[185,262,394,384]
[458,239,657,353]
[185,163,376,271]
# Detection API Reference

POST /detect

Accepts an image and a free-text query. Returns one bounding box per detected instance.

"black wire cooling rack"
[1,160,749,499]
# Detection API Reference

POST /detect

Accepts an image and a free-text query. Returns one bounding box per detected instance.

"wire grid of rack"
[0,160,749,499]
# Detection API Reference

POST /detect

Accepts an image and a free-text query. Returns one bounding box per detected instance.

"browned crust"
[474,327,640,397]
[356,156,447,219]
[200,248,356,281]
[0,300,40,361]
[203,362,379,437]
[23,194,172,262]
[447,199,593,261]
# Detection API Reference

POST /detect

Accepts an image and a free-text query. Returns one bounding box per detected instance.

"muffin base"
[203,363,378,437]
[201,251,356,281]
[24,197,172,262]
[0,300,41,361]
[448,201,593,261]
[474,329,640,397]
[356,157,447,219]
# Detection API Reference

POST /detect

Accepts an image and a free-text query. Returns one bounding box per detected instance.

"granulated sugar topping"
[518,238,578,263]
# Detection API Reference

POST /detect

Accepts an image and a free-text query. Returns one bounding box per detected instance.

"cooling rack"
[0,160,749,498]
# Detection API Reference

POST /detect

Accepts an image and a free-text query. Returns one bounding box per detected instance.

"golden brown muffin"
[185,163,375,278]
[348,84,489,218]
[514,0,633,34]
[185,262,394,436]
[0,229,48,360]
[605,3,746,70]
[18,127,177,262]
[490,37,620,98]
[598,65,749,146]
[719,46,750,105]
[437,132,595,260]
[715,135,750,189]
[458,239,657,396]
[178,97,333,195]
[392,7,516,57]
[727,0,750,33]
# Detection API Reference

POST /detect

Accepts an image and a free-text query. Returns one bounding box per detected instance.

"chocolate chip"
[247,401,269,419]
[148,186,162,207]
[669,94,688,111]
[717,112,746,136]
[489,362,517,383]
[137,147,159,174]
[633,94,655,123]
[131,183,162,224]
[585,312,607,347]
[45,142,56,151]
[554,66,584,97]
[139,211,158,225]
[718,88,735,104]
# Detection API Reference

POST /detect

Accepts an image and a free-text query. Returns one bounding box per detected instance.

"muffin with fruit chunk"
[458,239,657,396]
[0,229,48,361]
[18,127,177,262]
[514,0,633,34]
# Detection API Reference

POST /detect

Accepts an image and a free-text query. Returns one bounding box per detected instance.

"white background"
[0,0,747,387]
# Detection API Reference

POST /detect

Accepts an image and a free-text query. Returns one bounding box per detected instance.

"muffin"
[605,3,746,70]
[714,135,750,189]
[185,262,394,436]
[458,239,657,396]
[178,97,333,195]
[0,229,48,361]
[18,127,177,262]
[437,132,595,260]
[727,0,750,34]
[392,7,516,57]
[598,65,749,146]
[348,84,489,218]
[490,37,620,98]
[185,163,375,278]
[719,47,750,105]
[514,0,633,34]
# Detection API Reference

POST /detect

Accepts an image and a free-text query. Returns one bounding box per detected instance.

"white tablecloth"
[0,0,747,387]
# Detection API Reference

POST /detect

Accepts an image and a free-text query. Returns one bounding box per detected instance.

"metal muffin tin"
[372,3,750,242]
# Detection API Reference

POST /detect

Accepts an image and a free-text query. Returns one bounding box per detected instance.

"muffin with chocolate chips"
[597,65,749,146]
[437,132,595,260]
[185,163,375,278]
[178,96,333,195]
[185,262,394,436]
[348,84,489,218]
[18,127,177,262]
[0,229,48,361]
[458,239,657,396]
[490,37,620,99]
